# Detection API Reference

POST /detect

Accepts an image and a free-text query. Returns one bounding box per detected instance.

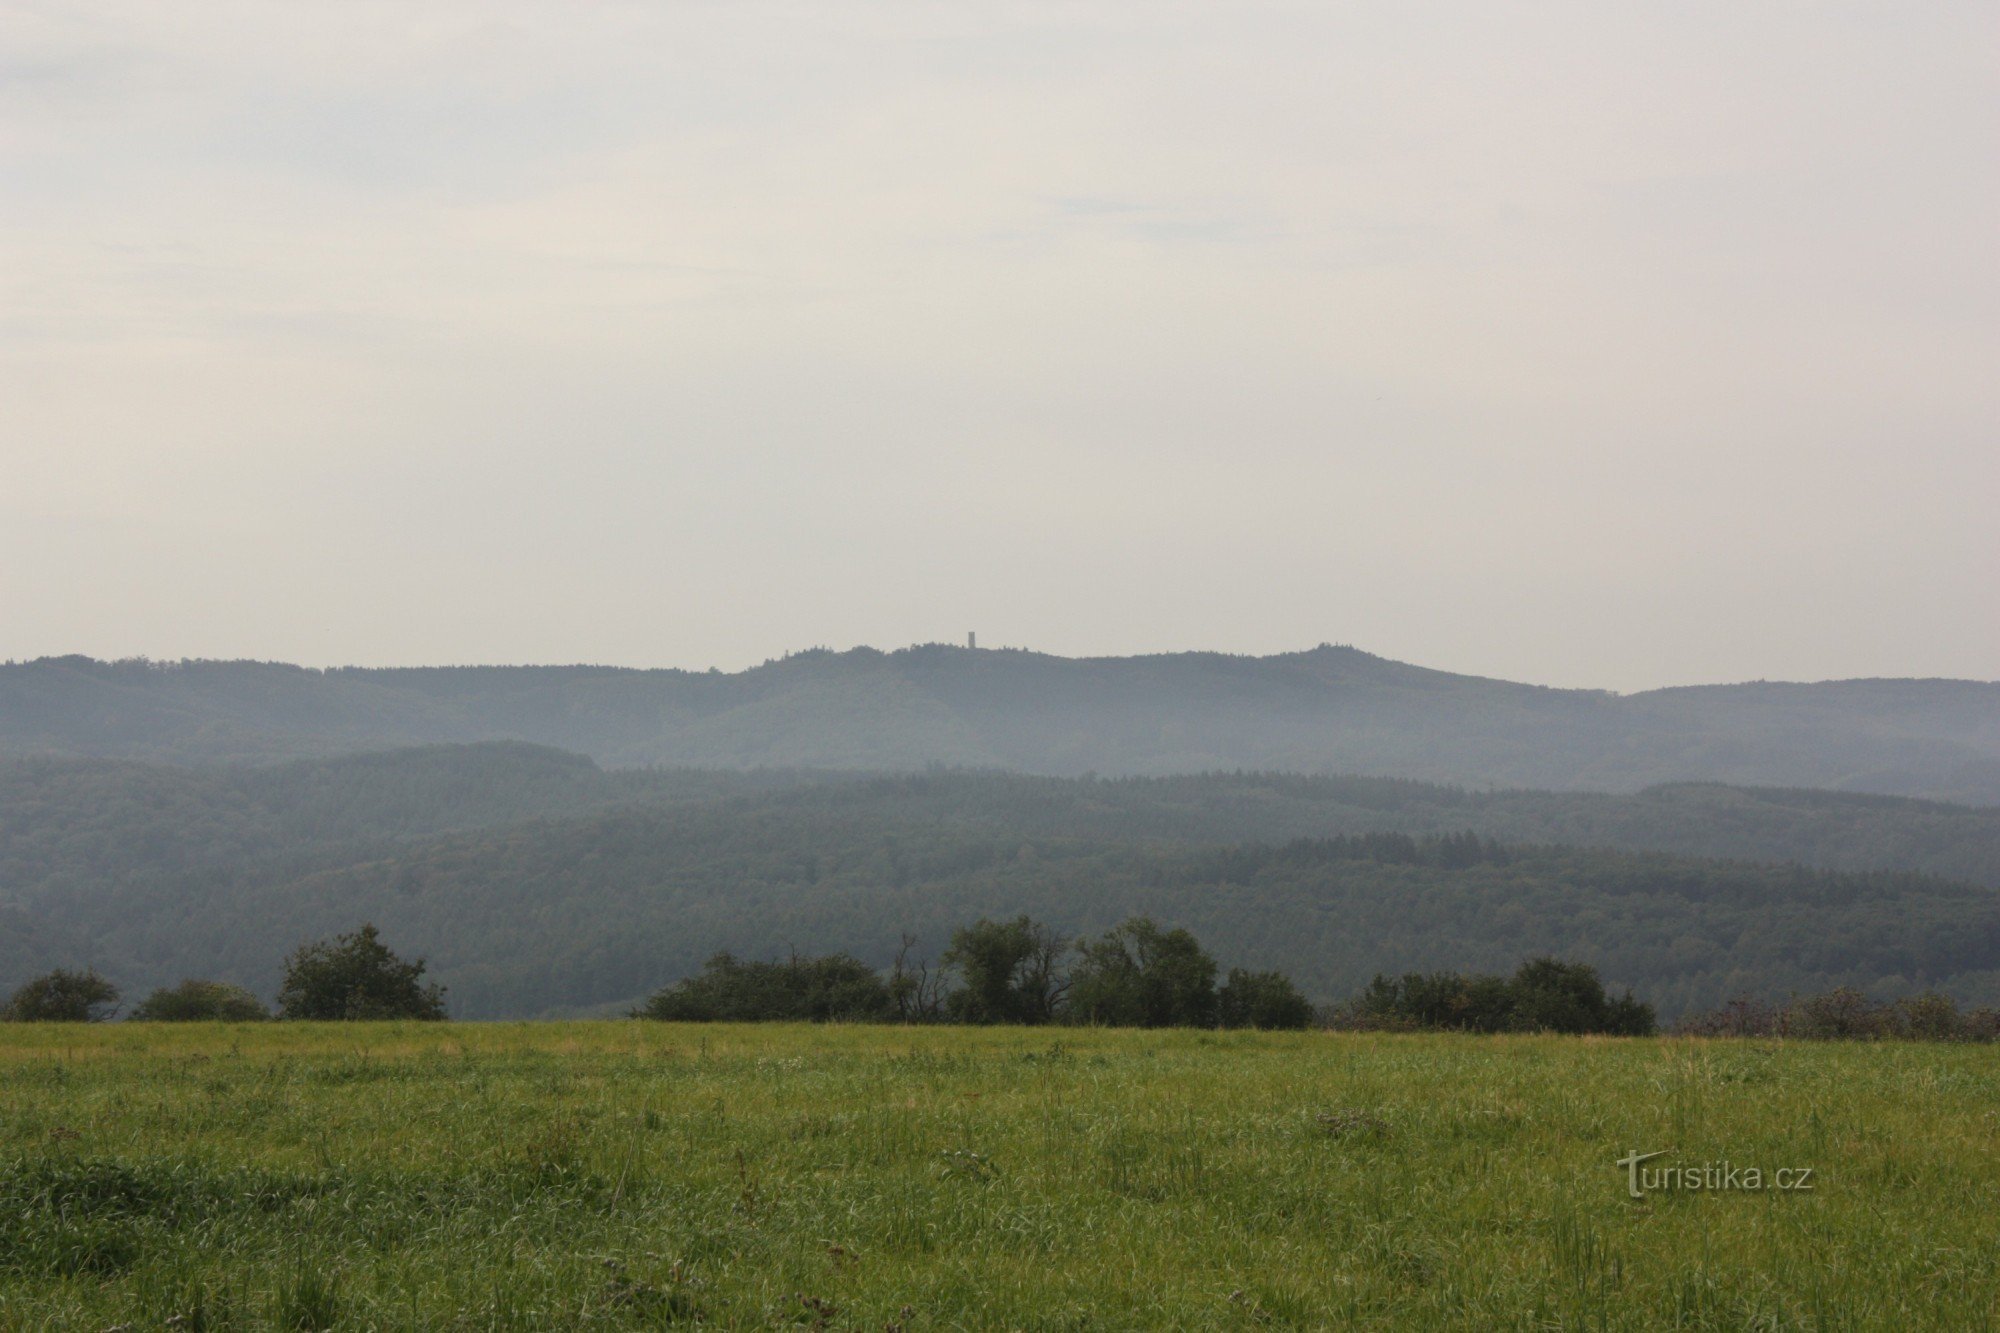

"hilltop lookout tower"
[967,631,977,650]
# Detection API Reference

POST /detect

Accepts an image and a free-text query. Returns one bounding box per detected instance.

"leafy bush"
[1217,968,1314,1029]
[1787,987,1881,1040]
[1339,958,1654,1035]
[636,952,892,1022]
[4,969,119,1022]
[130,979,270,1022]
[1509,958,1654,1036]
[1345,971,1515,1033]
[276,924,446,1021]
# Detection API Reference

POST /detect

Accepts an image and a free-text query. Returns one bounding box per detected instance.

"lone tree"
[132,979,270,1022]
[4,969,120,1022]
[276,924,447,1021]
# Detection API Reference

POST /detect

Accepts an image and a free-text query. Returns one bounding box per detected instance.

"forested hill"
[5,647,1998,802]
[7,744,2000,889]
[4,744,1999,1018]
[7,790,1997,1023]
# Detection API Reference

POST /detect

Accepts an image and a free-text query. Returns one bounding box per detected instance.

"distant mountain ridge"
[4,645,1997,802]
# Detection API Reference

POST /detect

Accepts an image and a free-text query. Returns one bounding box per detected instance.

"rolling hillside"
[5,744,1997,1018]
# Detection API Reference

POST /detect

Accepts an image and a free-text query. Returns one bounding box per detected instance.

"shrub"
[130,979,270,1022]
[1672,989,1999,1041]
[1509,958,1654,1036]
[637,951,893,1022]
[1336,958,1654,1035]
[1672,996,1782,1038]
[276,924,446,1021]
[1787,987,1880,1040]
[4,969,120,1023]
[1888,992,1962,1041]
[1345,970,1514,1032]
[1217,968,1314,1029]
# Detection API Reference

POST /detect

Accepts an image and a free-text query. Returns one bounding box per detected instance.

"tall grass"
[1,1023,1993,1328]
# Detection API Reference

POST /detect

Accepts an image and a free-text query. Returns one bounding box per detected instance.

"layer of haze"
[4,2,1994,691]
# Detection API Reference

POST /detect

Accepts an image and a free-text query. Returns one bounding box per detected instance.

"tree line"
[0,916,1416,1033]
[1326,958,1657,1035]
[634,915,1320,1029]
[11,918,1996,1040]
[1671,988,2000,1041]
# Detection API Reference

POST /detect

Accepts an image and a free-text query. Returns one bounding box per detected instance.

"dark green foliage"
[1216,968,1314,1029]
[636,923,1297,1029]
[635,952,892,1022]
[1347,959,1655,1035]
[4,968,119,1022]
[9,750,2000,904]
[130,978,270,1022]
[941,916,1069,1025]
[276,924,446,1021]
[1506,958,1655,1036]
[1351,971,1517,1033]
[1068,917,1219,1028]
[1786,987,1883,1040]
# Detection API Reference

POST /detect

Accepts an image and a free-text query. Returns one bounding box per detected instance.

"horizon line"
[7,644,1996,694]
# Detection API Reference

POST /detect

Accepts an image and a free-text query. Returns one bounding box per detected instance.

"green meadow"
[0,1024,1993,1330]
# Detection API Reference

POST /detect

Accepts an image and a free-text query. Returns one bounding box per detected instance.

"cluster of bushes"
[1332,959,1658,1036]
[1674,989,2000,1041]
[1,924,446,1024]
[638,915,1318,1029]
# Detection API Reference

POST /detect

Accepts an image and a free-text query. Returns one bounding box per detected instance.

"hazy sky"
[4,2,1994,690]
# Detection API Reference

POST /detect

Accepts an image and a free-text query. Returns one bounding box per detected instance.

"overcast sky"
[3,2,1994,690]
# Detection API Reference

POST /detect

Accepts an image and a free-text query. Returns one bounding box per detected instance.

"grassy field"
[0,1024,1993,1330]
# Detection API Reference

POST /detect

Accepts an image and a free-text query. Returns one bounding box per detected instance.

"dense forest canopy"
[2,743,1994,1020]
[7,744,1998,889]
[5,647,1998,802]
